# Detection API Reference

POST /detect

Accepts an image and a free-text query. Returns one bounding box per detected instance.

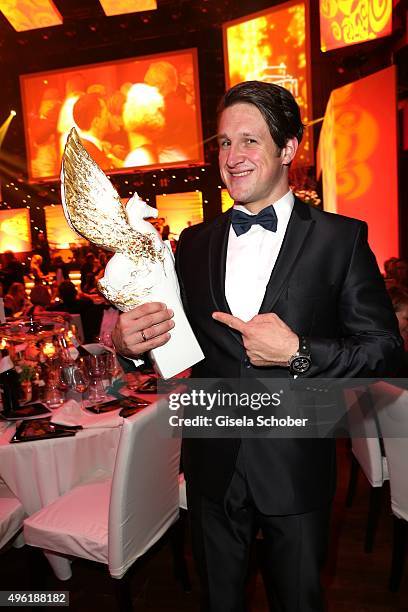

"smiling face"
[217,103,297,213]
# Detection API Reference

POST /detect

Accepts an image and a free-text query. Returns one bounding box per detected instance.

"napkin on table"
[50,400,123,429]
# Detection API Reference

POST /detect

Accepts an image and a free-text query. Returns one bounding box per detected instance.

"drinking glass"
[104,352,119,386]
[44,378,64,409]
[71,367,89,410]
[58,365,73,393]
[85,355,106,404]
[45,366,65,409]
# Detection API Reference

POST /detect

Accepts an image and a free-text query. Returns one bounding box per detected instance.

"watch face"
[291,356,311,374]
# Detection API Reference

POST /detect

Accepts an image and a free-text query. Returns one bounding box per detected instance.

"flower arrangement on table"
[16,362,37,383]
[14,355,46,403]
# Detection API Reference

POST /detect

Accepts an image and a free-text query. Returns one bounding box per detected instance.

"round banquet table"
[0,418,122,579]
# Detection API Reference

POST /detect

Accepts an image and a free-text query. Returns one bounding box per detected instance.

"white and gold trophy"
[60,128,204,379]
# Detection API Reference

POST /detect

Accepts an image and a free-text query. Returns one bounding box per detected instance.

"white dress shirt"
[225,190,294,322]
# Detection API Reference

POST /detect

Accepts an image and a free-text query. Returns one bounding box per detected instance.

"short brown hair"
[218,80,304,149]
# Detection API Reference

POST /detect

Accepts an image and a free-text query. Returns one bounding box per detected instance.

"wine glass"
[87,354,106,378]
[104,351,119,386]
[85,355,106,404]
[58,365,73,393]
[71,367,89,410]
[44,383,64,409]
[44,365,64,408]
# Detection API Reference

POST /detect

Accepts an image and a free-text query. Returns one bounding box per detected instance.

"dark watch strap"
[298,336,310,355]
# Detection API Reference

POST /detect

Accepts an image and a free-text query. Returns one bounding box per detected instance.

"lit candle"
[43,342,56,358]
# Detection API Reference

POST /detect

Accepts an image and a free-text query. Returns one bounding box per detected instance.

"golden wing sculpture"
[60,127,204,378]
[60,127,161,266]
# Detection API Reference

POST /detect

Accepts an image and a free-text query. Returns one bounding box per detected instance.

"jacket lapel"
[259,198,314,314]
[208,209,245,347]
[208,208,232,314]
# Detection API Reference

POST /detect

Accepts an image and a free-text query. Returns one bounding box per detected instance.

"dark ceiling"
[0,0,257,64]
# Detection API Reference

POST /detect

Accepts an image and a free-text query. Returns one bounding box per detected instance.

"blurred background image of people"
[122,83,165,167]
[25,52,201,180]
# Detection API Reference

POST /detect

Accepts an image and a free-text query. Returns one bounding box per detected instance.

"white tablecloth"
[0,424,121,515]
[0,417,122,579]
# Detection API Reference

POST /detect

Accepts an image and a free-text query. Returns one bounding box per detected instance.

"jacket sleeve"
[307,222,403,378]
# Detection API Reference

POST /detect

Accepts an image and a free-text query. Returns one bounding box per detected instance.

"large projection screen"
[223,1,312,167]
[156,191,203,237]
[317,66,399,271]
[0,209,31,252]
[319,0,392,52]
[20,49,203,181]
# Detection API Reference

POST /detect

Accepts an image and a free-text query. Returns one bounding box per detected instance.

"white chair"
[370,381,408,591]
[24,399,182,609]
[344,388,389,552]
[0,479,25,550]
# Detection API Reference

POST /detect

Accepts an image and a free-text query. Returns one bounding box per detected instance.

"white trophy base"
[143,292,203,379]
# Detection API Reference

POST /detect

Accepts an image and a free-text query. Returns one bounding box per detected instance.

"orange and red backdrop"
[223,1,312,167]
[317,66,399,270]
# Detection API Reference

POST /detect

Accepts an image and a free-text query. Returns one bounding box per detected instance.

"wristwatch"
[288,336,312,375]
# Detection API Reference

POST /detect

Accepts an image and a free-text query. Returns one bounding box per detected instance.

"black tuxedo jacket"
[175,198,402,515]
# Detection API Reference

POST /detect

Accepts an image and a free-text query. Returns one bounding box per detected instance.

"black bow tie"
[231,205,278,236]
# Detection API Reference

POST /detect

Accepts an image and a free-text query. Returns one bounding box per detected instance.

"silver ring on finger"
[140,330,147,342]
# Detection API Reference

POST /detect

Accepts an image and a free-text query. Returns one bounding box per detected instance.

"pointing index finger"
[212,311,246,333]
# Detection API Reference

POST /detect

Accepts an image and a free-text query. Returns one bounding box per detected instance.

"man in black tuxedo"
[113,81,402,611]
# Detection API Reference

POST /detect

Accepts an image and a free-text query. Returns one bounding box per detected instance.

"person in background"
[5,282,30,316]
[387,285,408,381]
[95,251,108,281]
[80,252,97,291]
[34,233,51,275]
[81,272,99,298]
[50,281,92,315]
[51,255,70,285]
[395,258,408,289]
[159,217,171,241]
[27,285,51,317]
[388,286,408,351]
[0,282,11,316]
[384,257,408,291]
[105,90,129,162]
[384,257,399,286]
[122,83,165,167]
[31,88,62,178]
[144,60,197,161]
[73,93,113,168]
[30,254,48,284]
[50,280,108,344]
[0,251,25,293]
[112,80,403,611]
[3,294,16,316]
[57,73,86,155]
